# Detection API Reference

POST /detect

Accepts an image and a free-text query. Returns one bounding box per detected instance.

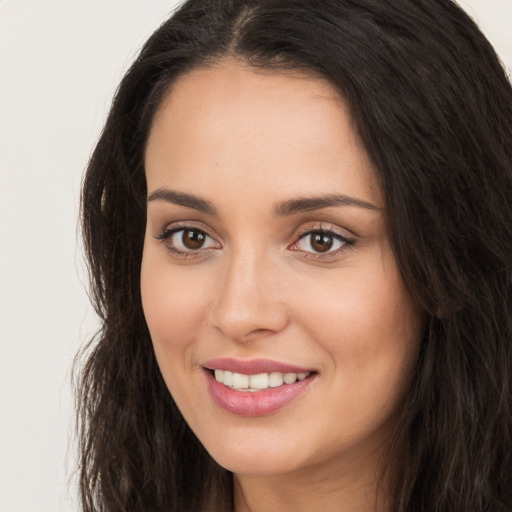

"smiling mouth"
[210,369,312,392]
[203,363,318,416]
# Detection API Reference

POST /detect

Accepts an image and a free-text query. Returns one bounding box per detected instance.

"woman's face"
[141,60,422,479]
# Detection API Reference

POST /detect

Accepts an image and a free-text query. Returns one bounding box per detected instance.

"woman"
[77,0,512,510]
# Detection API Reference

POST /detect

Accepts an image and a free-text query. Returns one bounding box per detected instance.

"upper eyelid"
[294,223,355,240]
[156,221,215,236]
[156,225,215,242]
[297,227,348,237]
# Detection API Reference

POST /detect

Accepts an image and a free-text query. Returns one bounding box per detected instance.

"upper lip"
[202,358,315,375]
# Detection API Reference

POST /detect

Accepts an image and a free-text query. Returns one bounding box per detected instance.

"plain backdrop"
[0,1,510,511]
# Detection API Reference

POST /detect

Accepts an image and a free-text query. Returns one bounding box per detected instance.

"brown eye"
[310,232,334,253]
[293,229,350,255]
[156,227,219,254]
[182,229,206,249]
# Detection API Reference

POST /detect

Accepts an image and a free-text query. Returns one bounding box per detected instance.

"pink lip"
[202,365,317,417]
[202,357,314,375]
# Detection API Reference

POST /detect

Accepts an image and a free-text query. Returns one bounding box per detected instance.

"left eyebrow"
[147,188,217,215]
[273,194,380,216]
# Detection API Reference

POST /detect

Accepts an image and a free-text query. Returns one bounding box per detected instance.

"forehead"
[145,59,382,208]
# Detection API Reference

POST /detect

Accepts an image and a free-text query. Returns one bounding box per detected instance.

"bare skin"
[141,58,422,512]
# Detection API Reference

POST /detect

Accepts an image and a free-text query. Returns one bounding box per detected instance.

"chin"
[214,452,302,476]
[202,433,308,476]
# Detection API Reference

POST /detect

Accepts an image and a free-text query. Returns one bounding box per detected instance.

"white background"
[0,1,510,511]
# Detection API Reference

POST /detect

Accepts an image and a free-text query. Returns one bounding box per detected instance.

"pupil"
[183,230,205,249]
[311,233,333,253]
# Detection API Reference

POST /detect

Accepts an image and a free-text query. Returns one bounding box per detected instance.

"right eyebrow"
[147,188,217,215]
[273,194,380,216]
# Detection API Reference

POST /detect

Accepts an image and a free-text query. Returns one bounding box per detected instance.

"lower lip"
[204,370,316,417]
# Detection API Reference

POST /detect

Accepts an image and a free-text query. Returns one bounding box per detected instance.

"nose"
[209,248,289,343]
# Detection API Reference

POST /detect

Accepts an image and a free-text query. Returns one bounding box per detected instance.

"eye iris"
[182,229,205,249]
[311,232,333,252]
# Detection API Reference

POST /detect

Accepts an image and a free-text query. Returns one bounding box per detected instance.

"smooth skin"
[141,58,423,512]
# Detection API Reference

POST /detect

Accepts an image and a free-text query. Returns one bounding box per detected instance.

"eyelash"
[154,225,219,257]
[154,224,355,259]
[291,228,355,259]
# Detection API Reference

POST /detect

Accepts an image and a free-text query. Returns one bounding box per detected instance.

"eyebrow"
[147,188,379,216]
[273,194,380,216]
[147,188,216,214]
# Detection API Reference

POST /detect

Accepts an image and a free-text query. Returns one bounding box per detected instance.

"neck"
[233,455,391,512]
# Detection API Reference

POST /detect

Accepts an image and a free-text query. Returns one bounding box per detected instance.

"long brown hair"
[77,1,512,510]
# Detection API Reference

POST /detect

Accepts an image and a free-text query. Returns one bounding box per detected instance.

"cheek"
[301,272,420,444]
[293,252,421,383]
[140,250,211,365]
[140,252,216,416]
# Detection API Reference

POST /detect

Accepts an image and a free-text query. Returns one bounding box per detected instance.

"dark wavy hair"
[76,0,512,510]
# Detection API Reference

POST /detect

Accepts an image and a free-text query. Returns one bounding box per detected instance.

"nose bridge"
[210,242,287,341]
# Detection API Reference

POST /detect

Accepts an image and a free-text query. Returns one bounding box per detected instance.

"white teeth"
[223,370,234,387]
[249,373,269,389]
[232,372,249,389]
[213,370,311,390]
[268,372,284,387]
[283,373,297,384]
